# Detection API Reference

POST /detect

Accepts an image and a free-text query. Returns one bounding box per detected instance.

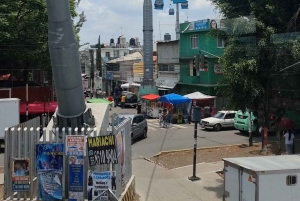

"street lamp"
[188,106,201,181]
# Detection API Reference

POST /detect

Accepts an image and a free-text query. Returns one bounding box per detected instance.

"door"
[224,164,239,201]
[132,116,140,138]
[224,113,235,127]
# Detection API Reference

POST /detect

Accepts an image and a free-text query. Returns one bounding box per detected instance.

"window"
[217,37,225,48]
[286,175,297,186]
[105,52,110,57]
[190,34,198,49]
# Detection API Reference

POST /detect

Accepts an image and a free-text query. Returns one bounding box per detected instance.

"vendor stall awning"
[155,78,178,89]
[158,93,191,105]
[184,91,216,99]
[142,94,160,101]
[20,101,57,115]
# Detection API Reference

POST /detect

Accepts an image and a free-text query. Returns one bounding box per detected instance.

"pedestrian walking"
[284,129,295,155]
[121,94,126,109]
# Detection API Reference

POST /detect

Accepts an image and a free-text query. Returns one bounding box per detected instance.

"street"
[0,106,266,167]
[108,107,265,159]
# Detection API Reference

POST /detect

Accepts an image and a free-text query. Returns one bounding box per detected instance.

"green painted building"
[177,19,225,97]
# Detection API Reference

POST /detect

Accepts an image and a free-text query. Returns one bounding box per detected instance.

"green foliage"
[0,0,86,81]
[212,0,300,111]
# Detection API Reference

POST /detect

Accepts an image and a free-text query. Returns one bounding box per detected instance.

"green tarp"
[87,98,113,106]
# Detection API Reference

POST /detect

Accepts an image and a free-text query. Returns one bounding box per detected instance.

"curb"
[144,157,166,169]
[154,141,283,157]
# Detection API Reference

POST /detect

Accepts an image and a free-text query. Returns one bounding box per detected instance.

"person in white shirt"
[284,129,295,155]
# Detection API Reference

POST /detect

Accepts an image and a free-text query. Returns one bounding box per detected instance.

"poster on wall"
[66,135,86,156]
[68,156,84,201]
[214,64,223,74]
[12,158,30,191]
[87,170,116,201]
[87,135,118,166]
[36,143,64,200]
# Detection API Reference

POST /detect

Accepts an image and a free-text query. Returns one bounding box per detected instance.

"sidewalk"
[132,159,224,201]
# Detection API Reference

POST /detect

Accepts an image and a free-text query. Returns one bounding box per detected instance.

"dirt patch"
[149,140,300,169]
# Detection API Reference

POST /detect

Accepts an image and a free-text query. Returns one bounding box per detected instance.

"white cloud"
[76,0,216,46]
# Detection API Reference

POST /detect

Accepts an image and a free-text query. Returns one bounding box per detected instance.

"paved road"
[108,107,267,159]
[0,106,268,166]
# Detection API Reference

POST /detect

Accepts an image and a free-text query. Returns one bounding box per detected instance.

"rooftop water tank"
[164,33,171,41]
[110,38,114,44]
[129,38,136,46]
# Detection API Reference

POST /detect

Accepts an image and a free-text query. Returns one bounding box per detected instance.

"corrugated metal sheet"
[223,155,300,172]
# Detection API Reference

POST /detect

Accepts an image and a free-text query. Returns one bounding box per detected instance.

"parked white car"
[200,110,237,131]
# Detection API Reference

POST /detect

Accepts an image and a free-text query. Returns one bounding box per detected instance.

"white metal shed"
[223,155,300,201]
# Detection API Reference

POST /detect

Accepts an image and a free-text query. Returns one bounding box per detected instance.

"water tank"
[117,36,121,44]
[110,38,114,44]
[129,38,136,46]
[164,33,171,41]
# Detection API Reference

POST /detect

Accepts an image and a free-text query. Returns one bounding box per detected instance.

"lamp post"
[188,106,201,181]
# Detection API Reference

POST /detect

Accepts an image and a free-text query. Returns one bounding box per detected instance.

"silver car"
[119,114,148,143]
[109,114,148,144]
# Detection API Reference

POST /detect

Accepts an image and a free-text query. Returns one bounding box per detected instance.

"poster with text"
[87,170,116,201]
[87,135,118,166]
[69,155,84,201]
[12,158,30,191]
[36,144,64,200]
[66,135,85,156]
[115,131,122,157]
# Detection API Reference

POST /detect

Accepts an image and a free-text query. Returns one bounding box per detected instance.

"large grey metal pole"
[143,0,154,86]
[46,0,86,119]
[175,3,180,40]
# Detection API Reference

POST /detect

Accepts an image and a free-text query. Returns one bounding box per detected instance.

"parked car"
[117,93,138,108]
[234,110,258,134]
[108,114,148,144]
[200,110,237,131]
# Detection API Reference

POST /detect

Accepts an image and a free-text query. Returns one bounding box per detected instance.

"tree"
[211,0,300,146]
[0,0,86,84]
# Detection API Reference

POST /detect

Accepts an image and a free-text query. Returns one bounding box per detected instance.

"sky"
[75,0,220,48]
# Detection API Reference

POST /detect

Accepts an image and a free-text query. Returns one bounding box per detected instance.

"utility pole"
[97,35,102,77]
[89,49,95,98]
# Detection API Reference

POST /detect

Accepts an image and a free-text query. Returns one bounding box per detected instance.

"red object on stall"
[278,117,295,129]
[20,101,58,115]
[141,94,160,101]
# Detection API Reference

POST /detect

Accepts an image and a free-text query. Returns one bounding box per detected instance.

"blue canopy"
[158,93,191,105]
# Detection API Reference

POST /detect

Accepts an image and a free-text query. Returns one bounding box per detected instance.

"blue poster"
[68,156,84,201]
[12,158,30,192]
[194,20,209,30]
[36,144,64,201]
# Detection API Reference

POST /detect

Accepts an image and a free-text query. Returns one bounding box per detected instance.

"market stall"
[184,91,216,116]
[121,82,141,95]
[158,93,192,124]
[141,94,161,118]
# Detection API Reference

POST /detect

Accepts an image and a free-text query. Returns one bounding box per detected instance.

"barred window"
[286,175,297,186]
[190,35,198,49]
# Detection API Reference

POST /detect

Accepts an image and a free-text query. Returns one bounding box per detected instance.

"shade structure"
[158,93,191,105]
[121,82,141,88]
[87,98,113,106]
[141,94,160,101]
[20,101,57,115]
[184,91,216,100]
[279,117,295,129]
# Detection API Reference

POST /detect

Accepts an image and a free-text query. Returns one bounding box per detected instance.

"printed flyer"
[36,144,64,200]
[87,170,116,201]
[66,135,85,156]
[12,158,30,191]
[87,135,118,166]
[68,155,84,201]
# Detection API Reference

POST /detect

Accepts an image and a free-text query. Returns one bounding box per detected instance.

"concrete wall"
[157,40,179,64]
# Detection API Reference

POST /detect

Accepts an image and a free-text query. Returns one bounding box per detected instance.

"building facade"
[155,40,180,95]
[178,19,225,96]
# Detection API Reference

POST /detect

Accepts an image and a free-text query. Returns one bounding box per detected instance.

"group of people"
[159,107,172,128]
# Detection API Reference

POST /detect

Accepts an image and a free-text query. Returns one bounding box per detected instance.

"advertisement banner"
[194,19,209,30]
[36,144,64,200]
[87,170,116,201]
[12,158,30,191]
[87,135,118,166]
[66,135,86,156]
[68,156,84,201]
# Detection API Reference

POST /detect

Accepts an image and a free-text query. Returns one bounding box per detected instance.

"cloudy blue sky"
[76,0,220,47]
